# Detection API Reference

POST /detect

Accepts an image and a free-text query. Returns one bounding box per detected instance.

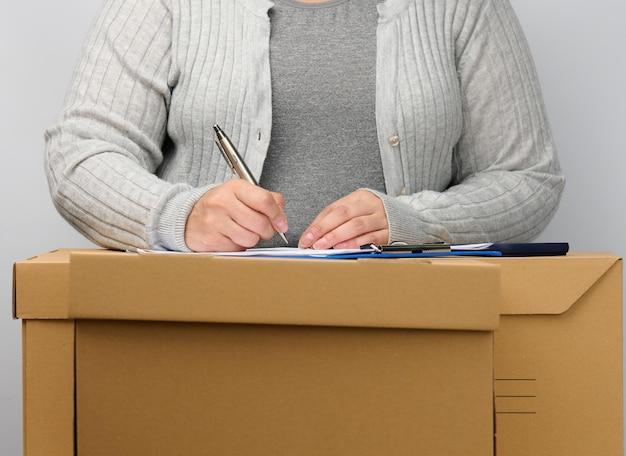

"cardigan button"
[388,134,400,147]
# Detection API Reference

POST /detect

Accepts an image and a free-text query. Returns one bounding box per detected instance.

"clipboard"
[352,242,569,258]
[325,250,503,259]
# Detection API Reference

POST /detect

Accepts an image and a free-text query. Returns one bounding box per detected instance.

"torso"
[161,0,465,213]
[259,0,386,246]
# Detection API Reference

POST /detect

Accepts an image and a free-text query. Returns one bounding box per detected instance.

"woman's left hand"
[298,189,389,249]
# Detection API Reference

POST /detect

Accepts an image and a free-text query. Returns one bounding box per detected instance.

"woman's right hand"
[185,180,288,252]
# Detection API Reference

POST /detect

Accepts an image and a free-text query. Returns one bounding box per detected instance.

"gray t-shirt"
[259,0,386,247]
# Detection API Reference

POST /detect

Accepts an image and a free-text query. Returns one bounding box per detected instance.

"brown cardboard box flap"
[484,253,621,315]
[13,250,72,320]
[15,249,500,330]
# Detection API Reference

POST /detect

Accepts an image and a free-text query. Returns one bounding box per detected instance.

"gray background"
[0,0,624,453]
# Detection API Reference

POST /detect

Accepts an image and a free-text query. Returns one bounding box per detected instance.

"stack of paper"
[137,247,375,258]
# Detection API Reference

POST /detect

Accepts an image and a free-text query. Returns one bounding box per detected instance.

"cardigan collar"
[237,0,411,21]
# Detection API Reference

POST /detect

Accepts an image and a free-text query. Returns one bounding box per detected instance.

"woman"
[44,0,564,252]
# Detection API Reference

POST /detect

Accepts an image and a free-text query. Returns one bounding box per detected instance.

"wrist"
[152,184,217,252]
[360,188,449,244]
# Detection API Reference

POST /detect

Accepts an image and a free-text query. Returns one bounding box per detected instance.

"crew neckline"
[236,0,411,21]
[277,0,350,8]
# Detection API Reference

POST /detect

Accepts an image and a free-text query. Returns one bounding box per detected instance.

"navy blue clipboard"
[484,243,569,257]
[323,242,569,259]
[324,250,503,260]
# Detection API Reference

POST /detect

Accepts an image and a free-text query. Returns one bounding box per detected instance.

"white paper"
[450,243,494,251]
[137,247,374,258]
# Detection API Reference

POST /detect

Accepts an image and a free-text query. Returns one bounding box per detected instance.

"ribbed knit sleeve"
[44,0,209,251]
[375,0,565,244]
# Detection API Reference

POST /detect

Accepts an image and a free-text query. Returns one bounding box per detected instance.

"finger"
[234,185,288,233]
[221,218,261,248]
[334,230,390,250]
[299,204,349,248]
[308,194,353,230]
[191,232,242,253]
[311,215,385,250]
[229,200,275,240]
[308,200,336,227]
[271,192,286,209]
[211,234,245,252]
[300,197,368,248]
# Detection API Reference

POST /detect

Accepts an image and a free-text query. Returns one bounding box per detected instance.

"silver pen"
[213,124,289,245]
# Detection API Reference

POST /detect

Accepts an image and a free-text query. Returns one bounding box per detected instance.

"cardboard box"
[14,250,500,456]
[15,251,623,455]
[483,253,624,455]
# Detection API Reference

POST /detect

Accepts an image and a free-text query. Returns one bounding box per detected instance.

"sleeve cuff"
[362,189,450,245]
[152,184,216,252]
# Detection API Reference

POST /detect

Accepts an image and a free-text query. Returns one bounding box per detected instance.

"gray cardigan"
[44,0,565,251]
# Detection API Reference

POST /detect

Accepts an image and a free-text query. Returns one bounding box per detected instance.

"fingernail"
[313,238,329,250]
[298,232,312,248]
[274,217,288,232]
